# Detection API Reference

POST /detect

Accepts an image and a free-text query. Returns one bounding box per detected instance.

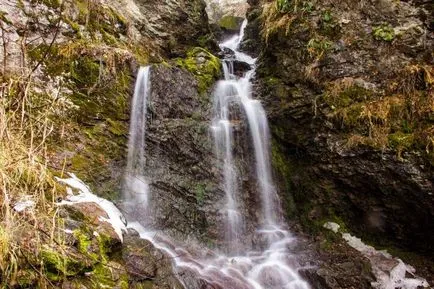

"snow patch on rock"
[56,173,127,241]
[324,222,429,289]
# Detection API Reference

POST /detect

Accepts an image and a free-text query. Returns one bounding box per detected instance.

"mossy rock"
[27,41,134,198]
[41,247,89,281]
[388,132,414,154]
[373,24,395,42]
[86,262,128,289]
[175,47,221,95]
[323,84,373,109]
[218,16,244,32]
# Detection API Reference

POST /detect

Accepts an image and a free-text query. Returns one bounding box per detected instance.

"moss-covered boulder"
[218,15,244,33]
[175,47,221,95]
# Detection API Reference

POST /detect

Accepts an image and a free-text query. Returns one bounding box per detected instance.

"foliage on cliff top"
[258,0,433,162]
[324,66,433,162]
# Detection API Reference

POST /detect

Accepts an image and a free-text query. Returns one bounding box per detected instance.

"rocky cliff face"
[0,0,217,201]
[243,0,433,284]
[0,0,223,287]
[2,0,433,287]
[205,0,249,22]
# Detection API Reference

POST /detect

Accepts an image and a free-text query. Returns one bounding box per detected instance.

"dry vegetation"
[0,0,144,286]
[0,73,70,287]
[325,65,434,161]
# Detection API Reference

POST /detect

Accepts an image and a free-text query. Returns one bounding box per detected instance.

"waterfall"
[212,65,244,252]
[124,66,151,221]
[123,23,310,289]
[211,22,279,250]
[208,19,310,288]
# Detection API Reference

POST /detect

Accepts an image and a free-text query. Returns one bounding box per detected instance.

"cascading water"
[208,19,310,288]
[124,66,151,221]
[124,22,310,289]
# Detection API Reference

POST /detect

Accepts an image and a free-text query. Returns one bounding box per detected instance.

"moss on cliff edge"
[175,47,221,95]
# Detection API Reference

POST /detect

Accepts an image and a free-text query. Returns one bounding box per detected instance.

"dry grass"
[260,1,297,44]
[324,65,433,161]
[0,75,66,288]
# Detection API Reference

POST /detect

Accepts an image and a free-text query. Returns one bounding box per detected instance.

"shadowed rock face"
[242,0,434,285]
[141,64,223,241]
[134,0,214,57]
[139,64,260,246]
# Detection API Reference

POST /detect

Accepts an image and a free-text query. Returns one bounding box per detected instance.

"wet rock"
[122,232,184,289]
[132,63,224,242]
[122,235,159,280]
[233,60,252,76]
[244,0,434,285]
[297,236,375,289]
[218,47,236,58]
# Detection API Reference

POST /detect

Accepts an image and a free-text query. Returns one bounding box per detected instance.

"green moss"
[320,10,341,38]
[307,37,333,58]
[265,77,282,86]
[324,85,372,109]
[107,119,127,136]
[175,47,221,95]
[218,16,242,31]
[74,229,92,254]
[0,11,13,25]
[276,0,291,13]
[16,270,38,287]
[28,41,132,197]
[373,24,395,42]
[388,132,414,151]
[41,247,86,280]
[40,0,61,9]
[89,263,116,287]
[195,184,206,205]
[270,140,296,217]
[71,154,89,171]
[197,34,215,48]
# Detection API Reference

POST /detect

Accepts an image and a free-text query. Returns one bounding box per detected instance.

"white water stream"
[123,21,310,289]
[124,66,151,220]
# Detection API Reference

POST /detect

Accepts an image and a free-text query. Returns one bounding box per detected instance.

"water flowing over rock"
[124,66,152,222]
[242,0,433,285]
[121,20,310,289]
